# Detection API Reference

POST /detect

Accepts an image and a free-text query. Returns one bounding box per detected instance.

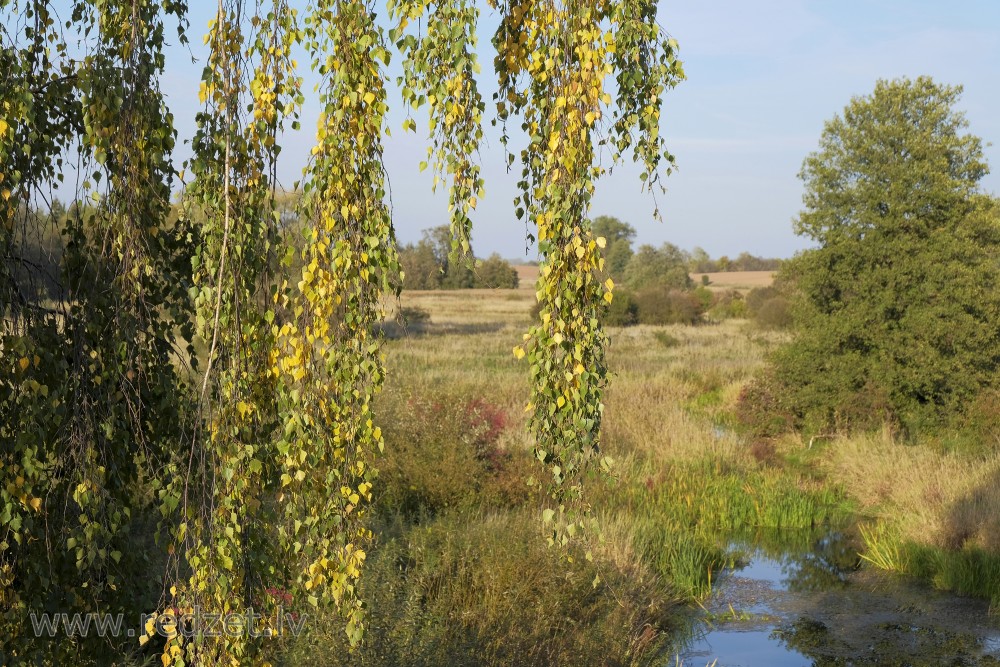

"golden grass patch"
[691,270,775,293]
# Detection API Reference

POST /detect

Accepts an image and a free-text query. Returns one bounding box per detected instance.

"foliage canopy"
[0,0,681,662]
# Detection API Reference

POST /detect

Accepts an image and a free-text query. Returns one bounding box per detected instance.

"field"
[512,266,776,292]
[690,271,775,293]
[512,263,540,286]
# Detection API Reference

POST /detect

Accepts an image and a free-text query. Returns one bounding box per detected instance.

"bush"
[707,289,748,320]
[941,389,1000,455]
[377,391,526,516]
[633,286,703,325]
[603,288,639,326]
[755,296,792,329]
[735,371,795,439]
[474,253,520,288]
[692,285,713,310]
[745,285,781,315]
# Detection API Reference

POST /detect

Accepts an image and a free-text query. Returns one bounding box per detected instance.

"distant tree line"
[687,248,782,273]
[399,225,520,290]
[588,215,788,327]
[11,202,784,329]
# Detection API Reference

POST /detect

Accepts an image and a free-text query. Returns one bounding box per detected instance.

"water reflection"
[727,528,861,593]
[674,527,1000,666]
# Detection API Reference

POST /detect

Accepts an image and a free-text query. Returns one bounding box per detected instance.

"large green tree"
[774,76,1000,433]
[622,241,692,291]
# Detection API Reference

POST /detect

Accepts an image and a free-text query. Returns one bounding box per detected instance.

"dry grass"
[382,289,533,419]
[821,434,1000,552]
[819,432,1000,603]
[602,323,779,464]
[690,271,775,293]
[390,287,535,325]
[383,287,1000,559]
[382,288,779,467]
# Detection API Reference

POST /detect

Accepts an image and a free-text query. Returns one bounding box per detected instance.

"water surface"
[676,529,1000,666]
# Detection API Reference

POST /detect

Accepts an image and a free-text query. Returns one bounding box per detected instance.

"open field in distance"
[691,270,776,292]
[511,265,776,292]
[512,263,539,286]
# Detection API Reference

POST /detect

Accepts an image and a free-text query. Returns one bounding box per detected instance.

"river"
[674,528,1000,666]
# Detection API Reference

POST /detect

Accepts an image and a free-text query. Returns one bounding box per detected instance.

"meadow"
[268,281,991,665]
[362,281,999,665]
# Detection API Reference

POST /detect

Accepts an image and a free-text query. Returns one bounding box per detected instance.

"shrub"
[735,371,795,438]
[378,391,517,516]
[633,286,703,325]
[707,289,748,320]
[938,389,1000,455]
[603,288,639,326]
[745,285,781,315]
[755,296,792,329]
[692,285,713,310]
[474,253,520,288]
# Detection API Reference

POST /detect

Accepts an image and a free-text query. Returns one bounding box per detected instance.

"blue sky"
[643,1,1000,259]
[93,1,1000,259]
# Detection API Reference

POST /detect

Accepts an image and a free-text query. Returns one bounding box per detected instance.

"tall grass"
[858,522,908,572]
[603,458,852,598]
[820,428,1000,603]
[274,511,678,667]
